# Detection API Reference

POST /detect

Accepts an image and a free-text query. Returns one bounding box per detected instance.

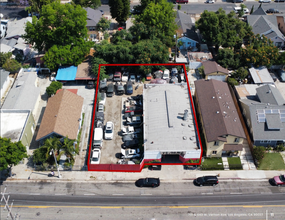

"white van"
[93,128,103,148]
[234,7,249,14]
[163,69,170,80]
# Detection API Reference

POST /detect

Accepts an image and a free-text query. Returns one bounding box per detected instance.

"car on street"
[126,81,133,95]
[270,174,285,186]
[174,0,188,3]
[121,148,140,158]
[232,0,243,2]
[104,121,114,140]
[205,0,215,3]
[259,0,271,2]
[194,176,219,186]
[90,149,101,164]
[266,8,279,13]
[135,178,160,187]
[234,7,249,14]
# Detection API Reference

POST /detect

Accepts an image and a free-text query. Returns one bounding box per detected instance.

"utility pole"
[1,186,21,220]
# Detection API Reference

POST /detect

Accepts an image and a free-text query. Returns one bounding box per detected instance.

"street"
[1,181,285,219]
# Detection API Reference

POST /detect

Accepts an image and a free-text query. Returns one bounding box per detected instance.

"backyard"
[258,153,285,170]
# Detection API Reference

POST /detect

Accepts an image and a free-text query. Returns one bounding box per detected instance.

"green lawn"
[202,157,224,170]
[258,153,285,170]
[227,157,243,170]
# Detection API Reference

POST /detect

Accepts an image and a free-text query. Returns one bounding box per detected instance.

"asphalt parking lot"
[100,81,144,164]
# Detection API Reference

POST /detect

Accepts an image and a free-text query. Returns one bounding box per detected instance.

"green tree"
[46,81,63,97]
[197,66,205,78]
[177,4,181,10]
[227,77,239,86]
[2,59,22,73]
[90,57,109,80]
[72,0,101,9]
[139,0,163,11]
[0,52,12,67]
[232,67,248,80]
[238,4,246,17]
[216,48,240,69]
[109,0,130,24]
[57,137,78,166]
[253,146,265,163]
[135,0,177,47]
[23,1,90,53]
[0,138,28,176]
[96,17,111,33]
[111,29,133,45]
[26,0,56,15]
[196,8,252,52]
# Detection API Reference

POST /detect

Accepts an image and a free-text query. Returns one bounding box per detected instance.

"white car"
[205,0,215,3]
[234,7,249,14]
[99,92,106,106]
[90,149,101,164]
[98,104,104,112]
[121,149,140,159]
[122,72,129,82]
[259,0,270,2]
[104,121,114,140]
[163,69,170,80]
[129,75,136,83]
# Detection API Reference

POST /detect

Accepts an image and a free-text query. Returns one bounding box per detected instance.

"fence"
[33,164,87,172]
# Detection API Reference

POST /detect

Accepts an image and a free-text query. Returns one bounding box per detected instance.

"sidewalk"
[2,163,284,183]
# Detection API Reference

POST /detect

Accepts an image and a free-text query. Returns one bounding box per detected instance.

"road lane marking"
[29,193,40,195]
[84,194,96,196]
[201,193,213,195]
[112,194,124,195]
[170,193,182,195]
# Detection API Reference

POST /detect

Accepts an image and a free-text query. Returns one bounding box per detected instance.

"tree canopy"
[26,0,56,15]
[0,52,12,67]
[109,0,130,24]
[135,0,177,47]
[23,1,92,70]
[2,59,22,73]
[196,8,252,51]
[72,0,101,9]
[0,137,28,171]
[96,17,111,33]
[90,57,108,80]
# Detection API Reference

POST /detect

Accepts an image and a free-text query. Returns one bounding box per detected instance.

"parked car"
[277,69,285,82]
[178,73,185,82]
[126,81,133,95]
[163,69,170,80]
[97,104,104,113]
[270,174,285,186]
[121,148,140,159]
[259,0,271,2]
[87,81,95,89]
[146,73,152,81]
[95,119,103,129]
[99,10,104,15]
[125,106,143,113]
[104,121,114,140]
[135,178,160,187]
[122,72,129,82]
[99,79,107,92]
[232,0,243,2]
[171,68,178,76]
[170,76,179,84]
[90,149,101,164]
[174,0,188,3]
[275,0,285,2]
[93,128,103,148]
[130,6,141,14]
[194,176,219,186]
[95,111,104,123]
[121,126,142,135]
[153,70,163,79]
[113,71,122,82]
[129,75,136,83]
[149,165,162,171]
[266,8,279,13]
[126,116,142,126]
[106,83,114,97]
[99,92,106,106]
[122,133,137,142]
[205,0,215,2]
[122,139,139,149]
[234,7,249,14]
[116,82,124,95]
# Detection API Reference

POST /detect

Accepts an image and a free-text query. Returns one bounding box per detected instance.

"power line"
[1,186,21,220]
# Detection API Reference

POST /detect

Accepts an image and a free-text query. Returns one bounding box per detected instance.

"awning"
[223,144,243,151]
[56,66,77,81]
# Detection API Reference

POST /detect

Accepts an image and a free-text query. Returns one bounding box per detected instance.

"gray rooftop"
[251,7,267,15]
[5,17,32,39]
[249,66,274,84]
[84,7,102,27]
[256,84,285,105]
[0,68,10,89]
[2,70,40,111]
[240,99,285,141]
[143,84,199,152]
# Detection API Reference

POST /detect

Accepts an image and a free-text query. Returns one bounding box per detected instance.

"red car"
[271,175,285,186]
[125,106,143,113]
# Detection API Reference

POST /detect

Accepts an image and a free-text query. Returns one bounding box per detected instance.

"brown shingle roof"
[202,61,229,75]
[194,79,245,143]
[36,89,84,141]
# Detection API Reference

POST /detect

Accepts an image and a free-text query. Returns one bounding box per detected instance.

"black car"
[106,83,114,97]
[122,139,139,149]
[135,178,160,188]
[126,81,133,95]
[122,133,137,142]
[116,83,124,95]
[99,79,107,92]
[266,8,279,13]
[194,176,219,186]
[232,0,243,2]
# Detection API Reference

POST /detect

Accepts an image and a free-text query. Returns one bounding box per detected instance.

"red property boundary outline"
[87,63,203,172]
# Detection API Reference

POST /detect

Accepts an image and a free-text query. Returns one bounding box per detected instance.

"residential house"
[0,68,10,102]
[175,10,199,50]
[236,84,285,147]
[248,66,274,85]
[0,109,35,148]
[246,7,285,47]
[202,60,229,81]
[188,51,213,70]
[1,68,41,120]
[36,89,84,143]
[84,7,102,41]
[195,79,246,157]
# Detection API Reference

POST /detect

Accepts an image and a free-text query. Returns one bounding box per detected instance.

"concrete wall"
[21,111,35,147]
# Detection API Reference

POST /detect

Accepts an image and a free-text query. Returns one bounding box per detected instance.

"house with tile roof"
[235,84,285,147]
[194,79,246,157]
[36,89,84,142]
[202,60,229,82]
[246,7,285,48]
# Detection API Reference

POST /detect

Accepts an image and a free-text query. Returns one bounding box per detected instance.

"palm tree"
[41,137,61,163]
[57,136,79,166]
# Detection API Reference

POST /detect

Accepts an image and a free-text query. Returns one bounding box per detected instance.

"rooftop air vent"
[217,111,219,113]
[183,136,187,140]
